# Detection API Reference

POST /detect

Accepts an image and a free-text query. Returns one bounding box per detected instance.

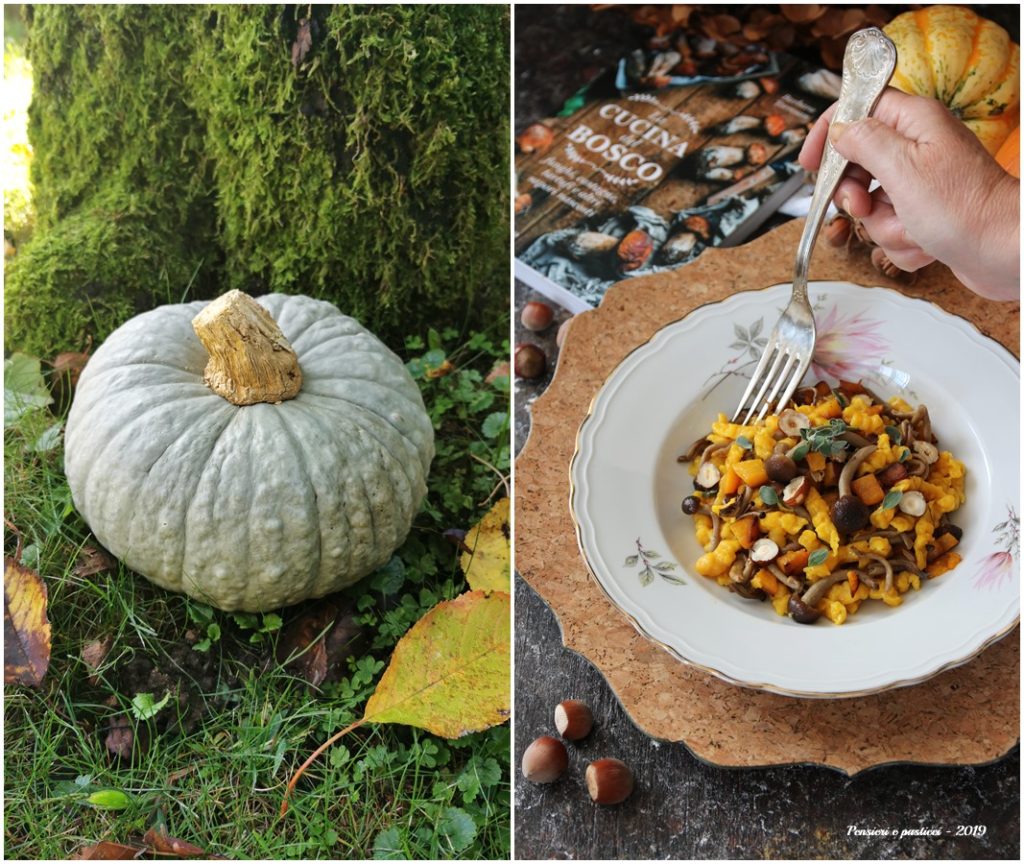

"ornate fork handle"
[792,28,897,301]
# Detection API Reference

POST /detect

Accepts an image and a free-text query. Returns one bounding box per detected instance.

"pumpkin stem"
[192,290,302,405]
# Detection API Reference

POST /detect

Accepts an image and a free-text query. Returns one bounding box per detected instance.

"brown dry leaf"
[75,545,116,579]
[276,600,363,687]
[4,556,51,687]
[291,18,312,69]
[425,359,455,379]
[82,636,112,684]
[142,826,208,859]
[105,716,135,760]
[50,350,90,414]
[71,841,144,860]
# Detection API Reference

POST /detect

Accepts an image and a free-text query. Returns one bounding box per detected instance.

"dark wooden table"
[513,7,1019,858]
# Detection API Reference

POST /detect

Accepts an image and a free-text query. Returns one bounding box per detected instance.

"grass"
[3,325,511,859]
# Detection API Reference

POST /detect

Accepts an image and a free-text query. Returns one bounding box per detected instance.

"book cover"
[514,52,840,311]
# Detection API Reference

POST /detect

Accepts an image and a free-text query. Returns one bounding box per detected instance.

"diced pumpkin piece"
[847,570,859,594]
[751,568,778,596]
[778,548,809,575]
[805,450,826,472]
[926,551,962,578]
[730,515,760,550]
[851,473,885,506]
[719,466,742,496]
[932,532,959,556]
[734,458,769,488]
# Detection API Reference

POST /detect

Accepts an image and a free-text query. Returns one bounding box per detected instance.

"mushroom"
[710,512,722,550]
[720,486,754,520]
[831,445,877,534]
[911,440,939,465]
[903,456,930,478]
[765,454,798,483]
[839,430,872,449]
[787,594,821,624]
[767,562,802,591]
[729,554,755,584]
[678,436,713,463]
[681,495,704,515]
[800,571,851,607]
[863,552,895,594]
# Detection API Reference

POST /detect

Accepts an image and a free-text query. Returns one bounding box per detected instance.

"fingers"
[798,105,835,171]
[834,167,873,218]
[854,197,935,272]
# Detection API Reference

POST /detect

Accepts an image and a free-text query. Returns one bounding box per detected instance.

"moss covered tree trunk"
[6,4,509,355]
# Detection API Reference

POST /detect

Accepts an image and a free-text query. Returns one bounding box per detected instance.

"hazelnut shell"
[585,758,634,805]
[521,736,568,784]
[554,699,593,740]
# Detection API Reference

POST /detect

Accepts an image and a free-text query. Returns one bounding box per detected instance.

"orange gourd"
[995,126,1020,177]
[884,6,1020,155]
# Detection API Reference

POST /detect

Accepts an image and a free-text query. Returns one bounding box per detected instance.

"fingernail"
[828,121,848,144]
[840,196,852,214]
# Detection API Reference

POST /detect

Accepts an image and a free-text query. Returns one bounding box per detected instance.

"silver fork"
[732,28,897,424]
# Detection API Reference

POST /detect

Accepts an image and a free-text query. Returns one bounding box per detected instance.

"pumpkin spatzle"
[64,291,434,612]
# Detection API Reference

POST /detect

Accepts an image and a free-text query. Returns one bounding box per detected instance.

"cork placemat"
[515,218,1020,775]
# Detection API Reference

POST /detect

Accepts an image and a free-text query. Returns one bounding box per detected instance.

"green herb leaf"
[808,549,829,567]
[759,486,779,506]
[735,435,753,450]
[884,425,902,444]
[882,489,903,511]
[790,442,810,461]
[899,449,910,463]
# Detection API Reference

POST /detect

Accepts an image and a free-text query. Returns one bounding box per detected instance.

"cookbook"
[514,50,840,312]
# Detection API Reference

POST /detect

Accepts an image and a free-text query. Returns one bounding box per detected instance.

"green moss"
[4,186,207,356]
[8,4,509,355]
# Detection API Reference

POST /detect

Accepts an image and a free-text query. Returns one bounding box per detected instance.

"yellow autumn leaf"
[364,589,510,737]
[4,555,51,687]
[459,497,510,592]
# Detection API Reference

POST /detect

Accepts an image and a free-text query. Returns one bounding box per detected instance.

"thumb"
[829,118,913,191]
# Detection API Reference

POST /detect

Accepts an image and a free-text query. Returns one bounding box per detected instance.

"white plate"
[571,282,1019,698]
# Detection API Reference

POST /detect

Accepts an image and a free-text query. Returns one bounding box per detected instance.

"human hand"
[799,88,1019,300]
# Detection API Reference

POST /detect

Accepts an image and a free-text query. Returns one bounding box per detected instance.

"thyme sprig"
[792,419,849,461]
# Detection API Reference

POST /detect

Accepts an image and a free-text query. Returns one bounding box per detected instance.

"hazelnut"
[782,475,811,506]
[521,736,568,784]
[554,699,593,740]
[898,490,927,517]
[556,317,573,349]
[521,301,554,333]
[514,343,546,379]
[778,409,810,437]
[585,758,634,805]
[823,215,852,248]
[750,537,780,563]
[514,192,532,215]
[695,462,721,491]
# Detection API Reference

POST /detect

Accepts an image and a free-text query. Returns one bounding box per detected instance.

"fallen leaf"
[364,590,510,737]
[82,636,112,684]
[276,599,363,687]
[485,361,510,384]
[4,556,51,687]
[50,350,90,415]
[291,18,312,69]
[281,590,510,813]
[143,826,208,858]
[425,359,455,379]
[87,789,132,810]
[4,353,52,427]
[75,545,116,578]
[71,840,144,860]
[459,498,510,592]
[104,716,135,760]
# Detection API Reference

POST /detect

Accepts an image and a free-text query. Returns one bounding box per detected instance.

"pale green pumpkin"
[65,291,434,612]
